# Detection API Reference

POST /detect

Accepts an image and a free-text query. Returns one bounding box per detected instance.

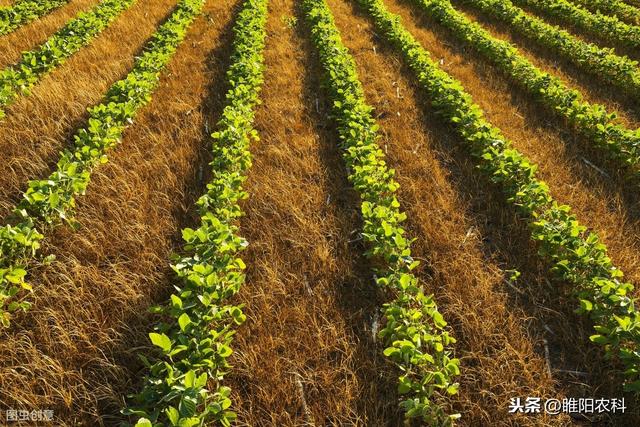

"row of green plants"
[358,0,640,393]
[458,0,640,99]
[303,0,460,423]
[512,0,640,49]
[0,0,137,119]
[0,0,68,36]
[0,0,204,327]
[410,0,640,178]
[569,0,640,25]
[122,0,268,425]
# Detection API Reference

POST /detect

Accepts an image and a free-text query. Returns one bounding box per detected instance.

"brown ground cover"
[0,0,99,69]
[0,0,179,218]
[228,0,401,423]
[450,0,640,121]
[0,0,638,425]
[0,0,238,423]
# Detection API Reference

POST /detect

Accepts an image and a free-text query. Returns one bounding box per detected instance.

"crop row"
[122,0,267,425]
[512,0,640,49]
[0,0,68,36]
[458,0,640,100]
[569,0,640,25]
[303,0,460,423]
[358,0,640,392]
[0,0,204,327]
[0,0,137,119]
[410,0,640,178]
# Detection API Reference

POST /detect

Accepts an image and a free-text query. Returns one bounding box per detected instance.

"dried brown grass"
[0,0,638,424]
[450,0,640,133]
[227,0,402,423]
[0,0,180,219]
[339,0,640,423]
[380,0,640,290]
[0,0,100,68]
[511,1,640,61]
[328,0,571,425]
[0,0,238,424]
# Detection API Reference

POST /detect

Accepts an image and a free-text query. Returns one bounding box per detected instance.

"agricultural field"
[2,0,640,425]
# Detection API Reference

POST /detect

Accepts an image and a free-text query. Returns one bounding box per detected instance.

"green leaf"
[149,332,172,352]
[381,221,393,237]
[589,334,609,345]
[165,406,180,426]
[135,418,153,427]
[446,383,459,395]
[178,312,191,332]
[195,372,208,388]
[217,344,233,358]
[6,268,27,284]
[184,370,196,388]
[171,294,183,309]
[579,299,593,311]
[383,346,399,357]
[398,375,412,394]
[179,397,197,418]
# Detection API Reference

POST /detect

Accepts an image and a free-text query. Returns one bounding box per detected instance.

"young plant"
[357,0,640,393]
[0,0,68,36]
[568,0,640,25]
[123,0,268,425]
[303,0,460,423]
[0,0,205,327]
[409,0,640,179]
[0,0,138,119]
[457,0,640,98]
[512,0,640,49]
